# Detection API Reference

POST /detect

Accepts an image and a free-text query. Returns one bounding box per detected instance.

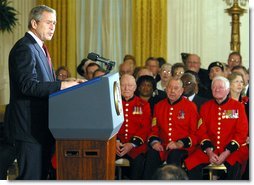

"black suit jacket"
[6,33,61,145]
[192,94,208,112]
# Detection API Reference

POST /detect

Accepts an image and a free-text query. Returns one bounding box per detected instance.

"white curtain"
[76,0,132,74]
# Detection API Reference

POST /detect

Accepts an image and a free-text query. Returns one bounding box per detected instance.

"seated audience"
[228,72,245,102]
[157,63,172,91]
[185,54,210,99]
[157,57,167,68]
[227,52,242,70]
[77,58,94,79]
[145,57,161,82]
[93,68,106,78]
[228,71,250,180]
[231,66,249,97]
[181,73,208,112]
[171,63,186,79]
[222,63,231,78]
[208,61,225,80]
[135,67,153,80]
[119,62,134,76]
[184,70,212,99]
[116,74,151,180]
[143,78,199,180]
[123,54,136,70]
[184,76,248,180]
[136,75,167,115]
[55,66,71,81]
[86,62,100,80]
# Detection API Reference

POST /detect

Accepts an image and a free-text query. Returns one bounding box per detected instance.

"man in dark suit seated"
[181,73,208,112]
[185,54,211,99]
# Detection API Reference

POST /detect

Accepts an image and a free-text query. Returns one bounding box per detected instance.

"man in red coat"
[143,78,199,179]
[116,74,151,179]
[184,76,248,180]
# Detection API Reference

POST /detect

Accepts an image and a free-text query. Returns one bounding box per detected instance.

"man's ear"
[31,19,38,29]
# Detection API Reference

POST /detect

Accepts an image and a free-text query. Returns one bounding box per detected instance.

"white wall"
[167,0,249,69]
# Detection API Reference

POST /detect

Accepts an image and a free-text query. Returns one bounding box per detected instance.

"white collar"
[28,31,44,48]
[188,93,195,101]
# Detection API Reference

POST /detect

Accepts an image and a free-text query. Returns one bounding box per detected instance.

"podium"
[49,73,124,180]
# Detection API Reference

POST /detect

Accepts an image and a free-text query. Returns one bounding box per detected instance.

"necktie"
[42,44,52,71]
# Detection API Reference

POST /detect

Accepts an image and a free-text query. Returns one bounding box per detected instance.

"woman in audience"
[157,63,172,91]
[171,63,186,79]
[55,66,71,81]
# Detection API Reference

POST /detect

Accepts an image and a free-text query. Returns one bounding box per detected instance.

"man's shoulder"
[11,33,36,50]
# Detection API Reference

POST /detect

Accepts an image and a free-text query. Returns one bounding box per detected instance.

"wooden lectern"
[49,73,124,180]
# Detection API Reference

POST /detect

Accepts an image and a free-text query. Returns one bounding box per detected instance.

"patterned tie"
[42,43,52,72]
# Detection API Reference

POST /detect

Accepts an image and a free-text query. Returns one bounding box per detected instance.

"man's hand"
[216,150,230,165]
[151,142,164,152]
[60,79,85,90]
[205,148,219,164]
[116,141,123,157]
[118,143,134,157]
[166,141,184,150]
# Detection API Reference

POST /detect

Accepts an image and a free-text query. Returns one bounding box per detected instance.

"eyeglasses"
[229,59,240,64]
[58,74,67,78]
[162,70,171,75]
[174,71,184,76]
[183,81,193,87]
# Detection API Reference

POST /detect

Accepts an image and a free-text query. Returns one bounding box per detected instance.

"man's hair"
[212,76,230,90]
[86,63,100,74]
[152,164,188,180]
[28,5,56,29]
[181,73,197,84]
[232,65,249,74]
[123,54,136,66]
[171,62,186,75]
[77,58,89,76]
[145,57,159,66]
[55,66,71,77]
[228,51,242,62]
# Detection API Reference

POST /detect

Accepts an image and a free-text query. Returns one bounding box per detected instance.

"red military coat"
[148,97,199,161]
[184,98,248,170]
[117,95,151,159]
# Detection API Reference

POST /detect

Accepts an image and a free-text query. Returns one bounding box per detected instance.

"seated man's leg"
[143,148,162,180]
[186,164,207,180]
[129,154,145,180]
[223,162,242,180]
[166,149,188,167]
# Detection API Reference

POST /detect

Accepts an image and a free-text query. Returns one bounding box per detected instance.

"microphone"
[87,52,115,67]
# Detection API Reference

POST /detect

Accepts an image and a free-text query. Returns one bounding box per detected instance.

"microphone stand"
[105,61,115,74]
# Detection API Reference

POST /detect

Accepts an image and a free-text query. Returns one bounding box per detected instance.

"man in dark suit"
[185,54,211,99]
[5,5,83,180]
[181,72,208,112]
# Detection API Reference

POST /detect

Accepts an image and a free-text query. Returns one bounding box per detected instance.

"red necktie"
[42,44,52,71]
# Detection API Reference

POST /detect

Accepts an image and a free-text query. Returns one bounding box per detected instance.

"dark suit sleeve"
[10,42,61,97]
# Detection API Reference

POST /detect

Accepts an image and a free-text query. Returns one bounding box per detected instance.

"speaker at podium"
[49,72,124,180]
